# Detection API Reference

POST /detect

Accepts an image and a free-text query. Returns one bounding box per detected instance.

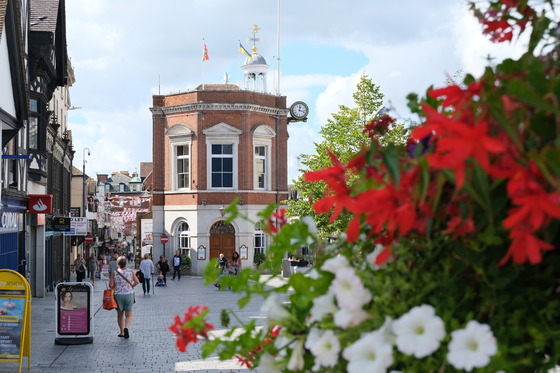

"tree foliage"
[288,74,408,238]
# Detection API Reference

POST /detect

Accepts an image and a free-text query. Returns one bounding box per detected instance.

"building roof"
[245,52,267,66]
[196,84,240,91]
[30,0,60,32]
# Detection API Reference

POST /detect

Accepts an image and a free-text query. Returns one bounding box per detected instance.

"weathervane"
[248,24,262,51]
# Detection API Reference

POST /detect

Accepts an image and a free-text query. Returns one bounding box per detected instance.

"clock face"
[291,101,309,119]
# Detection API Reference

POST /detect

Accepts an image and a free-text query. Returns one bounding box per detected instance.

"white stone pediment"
[202,122,242,136]
[251,124,276,137]
[166,124,194,138]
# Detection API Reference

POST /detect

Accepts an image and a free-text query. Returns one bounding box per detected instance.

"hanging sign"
[51,217,71,232]
[27,194,53,214]
[0,270,31,373]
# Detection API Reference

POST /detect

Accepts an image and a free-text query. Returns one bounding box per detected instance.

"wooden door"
[209,221,235,260]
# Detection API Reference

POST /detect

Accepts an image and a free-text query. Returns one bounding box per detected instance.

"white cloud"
[66,0,529,181]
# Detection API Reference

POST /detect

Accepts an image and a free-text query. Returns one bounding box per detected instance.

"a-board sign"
[0,269,31,373]
[55,283,93,345]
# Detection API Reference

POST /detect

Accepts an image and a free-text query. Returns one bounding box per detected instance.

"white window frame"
[174,144,191,190]
[254,222,266,254]
[166,124,194,191]
[176,222,190,250]
[252,125,275,191]
[203,122,241,190]
[209,143,235,189]
[254,145,267,190]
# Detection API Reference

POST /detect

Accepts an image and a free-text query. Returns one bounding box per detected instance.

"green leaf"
[382,143,400,186]
[507,78,559,114]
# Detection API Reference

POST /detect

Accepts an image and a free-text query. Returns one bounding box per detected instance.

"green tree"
[288,74,408,238]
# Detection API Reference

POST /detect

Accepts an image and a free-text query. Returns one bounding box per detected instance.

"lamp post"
[82,148,90,218]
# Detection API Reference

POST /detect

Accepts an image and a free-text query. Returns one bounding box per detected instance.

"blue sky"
[66,0,526,182]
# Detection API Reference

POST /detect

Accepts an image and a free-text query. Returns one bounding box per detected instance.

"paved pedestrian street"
[0,267,284,373]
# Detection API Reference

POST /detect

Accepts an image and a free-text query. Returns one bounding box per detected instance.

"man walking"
[172,250,182,281]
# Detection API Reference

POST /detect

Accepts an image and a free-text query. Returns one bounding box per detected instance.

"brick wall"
[151,88,289,208]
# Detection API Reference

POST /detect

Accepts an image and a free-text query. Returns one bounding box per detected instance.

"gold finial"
[251,24,261,34]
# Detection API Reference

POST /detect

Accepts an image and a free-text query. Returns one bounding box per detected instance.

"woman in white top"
[109,256,139,339]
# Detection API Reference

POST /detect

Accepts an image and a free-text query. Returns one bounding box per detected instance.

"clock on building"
[289,101,309,121]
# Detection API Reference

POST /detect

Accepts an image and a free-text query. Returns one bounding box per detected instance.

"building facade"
[150,79,289,274]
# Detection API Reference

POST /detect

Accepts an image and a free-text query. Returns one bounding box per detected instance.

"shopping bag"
[103,288,117,310]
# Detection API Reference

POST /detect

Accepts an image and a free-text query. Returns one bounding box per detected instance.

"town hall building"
[149,45,291,275]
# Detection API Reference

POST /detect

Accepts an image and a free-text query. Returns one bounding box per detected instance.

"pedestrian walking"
[88,253,98,286]
[156,255,170,284]
[172,250,182,281]
[74,254,86,282]
[109,256,139,339]
[139,254,154,295]
[108,254,118,275]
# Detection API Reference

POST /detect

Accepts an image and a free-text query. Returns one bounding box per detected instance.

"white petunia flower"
[342,330,394,373]
[261,293,291,325]
[321,255,350,273]
[310,329,341,369]
[377,316,397,345]
[331,267,372,310]
[307,268,321,280]
[366,244,393,270]
[301,216,318,235]
[334,307,369,328]
[286,339,305,371]
[259,352,284,373]
[392,304,445,358]
[274,329,292,356]
[304,327,323,350]
[309,290,338,322]
[447,320,498,372]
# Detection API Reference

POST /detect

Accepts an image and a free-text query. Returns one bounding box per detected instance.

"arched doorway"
[209,221,235,260]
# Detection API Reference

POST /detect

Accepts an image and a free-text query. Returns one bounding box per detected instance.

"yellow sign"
[0,270,31,373]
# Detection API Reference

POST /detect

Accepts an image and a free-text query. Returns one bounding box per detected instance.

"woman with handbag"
[109,256,139,339]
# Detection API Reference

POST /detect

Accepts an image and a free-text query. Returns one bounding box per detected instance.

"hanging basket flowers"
[172,0,560,371]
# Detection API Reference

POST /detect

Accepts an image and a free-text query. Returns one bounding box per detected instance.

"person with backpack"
[74,254,87,282]
[172,250,183,281]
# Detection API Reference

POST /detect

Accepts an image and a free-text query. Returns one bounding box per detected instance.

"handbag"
[136,270,144,283]
[116,269,136,303]
[103,288,117,310]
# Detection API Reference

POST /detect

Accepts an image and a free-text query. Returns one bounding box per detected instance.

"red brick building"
[150,81,289,274]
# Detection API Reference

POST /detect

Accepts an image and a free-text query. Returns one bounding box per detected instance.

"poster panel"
[0,269,31,371]
[56,284,90,335]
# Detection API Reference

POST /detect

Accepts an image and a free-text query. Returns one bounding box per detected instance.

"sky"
[65,0,526,183]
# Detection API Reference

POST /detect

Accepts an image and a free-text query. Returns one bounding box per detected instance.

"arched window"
[254,222,266,254]
[176,222,190,250]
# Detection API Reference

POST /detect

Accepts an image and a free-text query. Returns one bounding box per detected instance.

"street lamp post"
[82,148,91,218]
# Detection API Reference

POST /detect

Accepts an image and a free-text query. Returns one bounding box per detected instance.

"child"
[155,273,166,287]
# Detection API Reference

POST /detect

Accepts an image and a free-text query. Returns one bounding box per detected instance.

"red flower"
[267,208,288,234]
[426,118,506,188]
[305,151,358,224]
[499,230,554,266]
[169,306,214,352]
[443,216,476,238]
[428,82,481,109]
[364,114,396,139]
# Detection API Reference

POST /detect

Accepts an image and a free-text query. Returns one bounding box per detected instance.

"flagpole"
[276,0,281,96]
[237,40,241,87]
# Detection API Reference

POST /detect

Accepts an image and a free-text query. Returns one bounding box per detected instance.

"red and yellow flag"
[202,43,209,61]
